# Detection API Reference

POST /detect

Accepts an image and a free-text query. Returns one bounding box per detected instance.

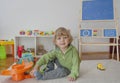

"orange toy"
[1,61,33,81]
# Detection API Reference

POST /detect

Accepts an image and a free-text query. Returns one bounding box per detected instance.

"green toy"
[0,46,6,59]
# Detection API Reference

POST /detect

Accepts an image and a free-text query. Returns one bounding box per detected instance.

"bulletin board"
[79,0,119,61]
[82,0,114,20]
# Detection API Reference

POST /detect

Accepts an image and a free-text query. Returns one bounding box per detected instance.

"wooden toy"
[34,30,39,36]
[39,31,44,35]
[19,30,25,35]
[26,30,32,35]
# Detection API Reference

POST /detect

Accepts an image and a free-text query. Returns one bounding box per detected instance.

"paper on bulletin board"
[104,29,116,37]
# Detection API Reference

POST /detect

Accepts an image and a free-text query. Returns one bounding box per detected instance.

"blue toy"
[17,53,34,64]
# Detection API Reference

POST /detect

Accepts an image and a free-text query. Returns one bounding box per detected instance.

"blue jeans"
[34,58,70,80]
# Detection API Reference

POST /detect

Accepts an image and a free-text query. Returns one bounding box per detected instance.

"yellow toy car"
[97,63,105,71]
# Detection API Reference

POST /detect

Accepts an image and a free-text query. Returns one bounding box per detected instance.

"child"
[30,27,81,81]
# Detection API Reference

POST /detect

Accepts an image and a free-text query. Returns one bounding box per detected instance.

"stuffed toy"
[37,44,47,56]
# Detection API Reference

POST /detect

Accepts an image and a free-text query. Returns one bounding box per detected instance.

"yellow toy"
[39,31,44,35]
[97,63,105,71]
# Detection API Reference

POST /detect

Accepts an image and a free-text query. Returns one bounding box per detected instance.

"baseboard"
[82,52,109,55]
[81,52,110,60]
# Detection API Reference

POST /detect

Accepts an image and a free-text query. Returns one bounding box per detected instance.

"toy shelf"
[0,41,14,57]
[14,35,54,59]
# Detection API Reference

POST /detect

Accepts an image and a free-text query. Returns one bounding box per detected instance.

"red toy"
[17,45,25,58]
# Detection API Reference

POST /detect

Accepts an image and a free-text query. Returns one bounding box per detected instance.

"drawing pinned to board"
[82,0,114,20]
[80,29,92,37]
[104,29,116,37]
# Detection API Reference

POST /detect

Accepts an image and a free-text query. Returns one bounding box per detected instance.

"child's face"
[55,35,70,50]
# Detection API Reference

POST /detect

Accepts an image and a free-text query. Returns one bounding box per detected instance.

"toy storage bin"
[0,46,6,59]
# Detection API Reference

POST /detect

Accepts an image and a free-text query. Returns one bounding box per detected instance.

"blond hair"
[53,27,73,44]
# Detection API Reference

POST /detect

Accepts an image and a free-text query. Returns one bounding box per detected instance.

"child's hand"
[68,77,76,81]
[30,69,37,77]
[30,64,39,77]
